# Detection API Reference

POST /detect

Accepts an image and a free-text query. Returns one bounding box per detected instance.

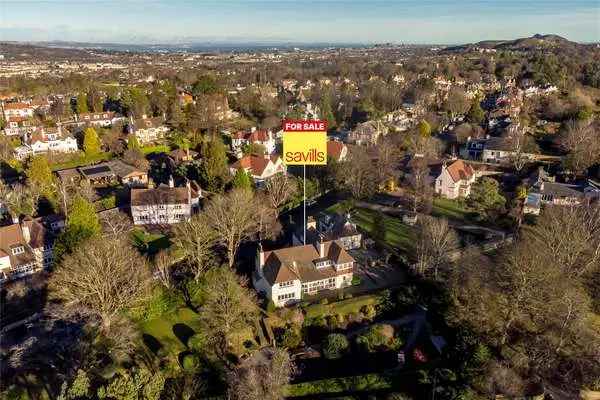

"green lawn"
[328,205,416,252]
[51,152,113,171]
[141,144,171,155]
[131,228,172,255]
[141,307,203,358]
[304,293,381,319]
[431,197,472,222]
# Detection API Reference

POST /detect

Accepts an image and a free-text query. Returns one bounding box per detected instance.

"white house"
[130,179,201,225]
[132,116,170,144]
[14,126,78,160]
[231,128,276,156]
[229,154,285,185]
[435,159,477,199]
[3,116,38,136]
[75,112,118,127]
[253,240,355,307]
[0,218,54,282]
[2,102,35,119]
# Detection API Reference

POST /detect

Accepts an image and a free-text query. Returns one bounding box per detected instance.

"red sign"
[283,119,327,132]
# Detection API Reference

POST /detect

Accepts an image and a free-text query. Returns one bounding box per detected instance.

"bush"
[131,287,180,321]
[266,299,276,313]
[181,353,201,372]
[361,304,376,320]
[280,327,302,349]
[351,276,361,285]
[356,324,395,353]
[188,334,205,352]
[319,298,329,305]
[322,333,349,359]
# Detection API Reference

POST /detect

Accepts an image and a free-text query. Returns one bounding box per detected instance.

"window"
[12,246,25,255]
[279,280,294,288]
[277,292,296,301]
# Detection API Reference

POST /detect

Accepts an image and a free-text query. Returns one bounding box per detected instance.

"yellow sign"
[283,131,327,165]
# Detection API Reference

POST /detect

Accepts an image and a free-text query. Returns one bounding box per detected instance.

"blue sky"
[1,0,598,44]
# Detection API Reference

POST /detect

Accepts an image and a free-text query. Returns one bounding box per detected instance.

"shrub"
[181,353,201,372]
[266,299,276,313]
[361,304,376,320]
[356,324,394,353]
[319,298,329,305]
[351,276,361,285]
[188,334,205,352]
[322,333,349,359]
[280,328,302,349]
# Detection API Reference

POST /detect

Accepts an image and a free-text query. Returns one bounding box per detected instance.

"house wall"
[271,280,302,307]
[131,203,191,225]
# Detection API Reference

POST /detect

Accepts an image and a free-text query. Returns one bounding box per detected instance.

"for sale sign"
[282,119,327,165]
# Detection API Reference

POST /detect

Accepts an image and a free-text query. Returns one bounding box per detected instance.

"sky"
[0,0,599,45]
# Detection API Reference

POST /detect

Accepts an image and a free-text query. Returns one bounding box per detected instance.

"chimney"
[168,175,174,188]
[11,214,19,224]
[21,223,31,244]
[318,236,325,258]
[257,243,265,272]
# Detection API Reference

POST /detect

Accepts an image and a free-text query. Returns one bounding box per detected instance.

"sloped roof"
[231,154,280,177]
[262,240,354,285]
[327,140,345,161]
[131,186,189,206]
[445,160,474,183]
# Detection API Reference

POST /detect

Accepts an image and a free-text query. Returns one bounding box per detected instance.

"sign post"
[282,119,328,245]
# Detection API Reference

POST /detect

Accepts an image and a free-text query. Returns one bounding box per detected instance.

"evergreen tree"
[232,168,253,190]
[417,120,431,137]
[320,92,336,130]
[82,127,102,156]
[467,99,485,124]
[76,93,89,114]
[67,195,101,236]
[127,134,141,150]
[200,136,229,191]
[25,155,54,195]
[468,177,506,220]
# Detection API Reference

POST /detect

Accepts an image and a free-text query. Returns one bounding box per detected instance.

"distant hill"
[446,34,584,52]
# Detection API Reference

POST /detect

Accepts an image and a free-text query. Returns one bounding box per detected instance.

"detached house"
[327,140,348,161]
[230,154,285,185]
[2,102,35,119]
[130,179,201,225]
[231,128,276,156]
[292,213,361,250]
[131,116,170,145]
[435,160,476,199]
[254,240,355,307]
[75,112,118,128]
[0,218,54,282]
[3,116,38,136]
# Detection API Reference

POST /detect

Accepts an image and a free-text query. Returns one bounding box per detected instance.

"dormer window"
[314,259,332,268]
[12,246,25,255]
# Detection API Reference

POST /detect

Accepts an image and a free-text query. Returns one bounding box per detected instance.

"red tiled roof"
[231,154,279,177]
[327,140,345,160]
[4,102,32,110]
[446,160,474,183]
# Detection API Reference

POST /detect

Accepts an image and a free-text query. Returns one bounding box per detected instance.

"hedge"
[285,373,393,397]
[304,293,381,320]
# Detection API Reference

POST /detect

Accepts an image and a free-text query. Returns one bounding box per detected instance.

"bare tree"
[336,146,378,200]
[407,156,432,213]
[227,347,292,400]
[559,118,600,176]
[0,182,39,218]
[153,249,175,289]
[264,174,297,215]
[172,213,217,280]
[199,267,258,357]
[414,216,458,278]
[527,205,600,278]
[99,209,133,237]
[204,188,266,268]
[48,238,152,332]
